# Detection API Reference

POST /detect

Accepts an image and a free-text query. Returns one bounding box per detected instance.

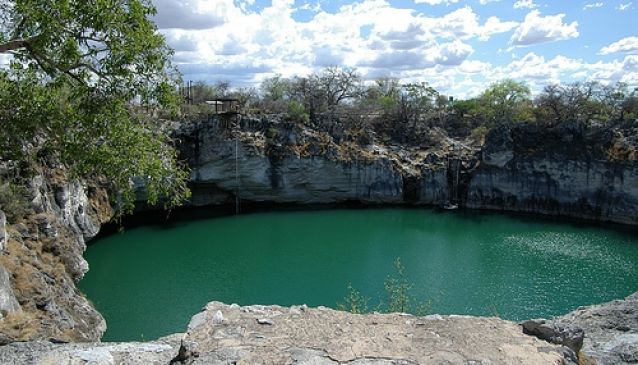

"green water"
[79,208,638,341]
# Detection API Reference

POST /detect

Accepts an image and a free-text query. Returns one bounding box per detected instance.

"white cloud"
[151,0,635,95]
[599,36,638,55]
[617,2,633,10]
[414,0,459,4]
[479,16,519,40]
[510,10,579,46]
[513,0,537,9]
[152,0,229,29]
[478,0,501,4]
[583,2,604,10]
[423,6,517,41]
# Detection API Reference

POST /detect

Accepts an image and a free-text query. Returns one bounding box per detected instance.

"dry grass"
[578,351,597,365]
[0,311,39,341]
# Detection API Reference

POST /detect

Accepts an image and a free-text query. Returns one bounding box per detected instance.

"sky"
[153,0,633,97]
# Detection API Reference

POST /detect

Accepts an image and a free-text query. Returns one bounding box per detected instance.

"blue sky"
[152,0,638,97]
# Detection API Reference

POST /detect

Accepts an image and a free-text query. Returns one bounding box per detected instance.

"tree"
[479,79,532,123]
[315,66,363,107]
[535,82,607,125]
[0,0,190,213]
[399,82,438,131]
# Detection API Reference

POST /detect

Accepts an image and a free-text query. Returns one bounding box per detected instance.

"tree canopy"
[0,0,189,212]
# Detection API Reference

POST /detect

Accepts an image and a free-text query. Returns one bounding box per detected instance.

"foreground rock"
[524,292,638,365]
[177,302,577,364]
[0,334,181,365]
[0,303,577,365]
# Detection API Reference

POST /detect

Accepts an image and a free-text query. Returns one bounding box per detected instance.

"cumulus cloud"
[424,6,517,40]
[510,10,579,46]
[599,36,638,55]
[436,40,474,65]
[152,0,229,29]
[414,0,459,4]
[513,0,537,9]
[152,0,635,96]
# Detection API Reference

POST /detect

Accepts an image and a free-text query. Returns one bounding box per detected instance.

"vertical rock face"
[0,168,112,343]
[178,118,638,227]
[0,211,6,251]
[466,123,638,225]
[0,265,20,319]
[182,118,407,206]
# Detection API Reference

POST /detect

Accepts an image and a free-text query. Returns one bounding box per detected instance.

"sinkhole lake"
[79,208,638,341]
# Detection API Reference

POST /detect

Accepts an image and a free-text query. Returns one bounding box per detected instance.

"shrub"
[337,283,369,314]
[286,101,309,124]
[337,257,431,316]
[0,181,31,222]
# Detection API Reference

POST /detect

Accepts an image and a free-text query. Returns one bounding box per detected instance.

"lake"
[79,208,638,341]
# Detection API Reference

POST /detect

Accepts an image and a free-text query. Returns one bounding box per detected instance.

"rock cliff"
[467,122,638,224]
[176,116,638,225]
[0,166,112,343]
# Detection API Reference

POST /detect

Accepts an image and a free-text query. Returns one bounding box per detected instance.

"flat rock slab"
[180,302,576,365]
[0,334,181,365]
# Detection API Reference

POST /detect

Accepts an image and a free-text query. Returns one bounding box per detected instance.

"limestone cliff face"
[0,167,112,343]
[178,117,638,226]
[466,123,638,225]
[178,117,423,207]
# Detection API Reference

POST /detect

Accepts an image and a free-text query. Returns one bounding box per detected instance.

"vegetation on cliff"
[184,68,638,152]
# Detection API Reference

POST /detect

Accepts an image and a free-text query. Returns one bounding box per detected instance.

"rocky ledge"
[523,292,638,365]
[0,302,578,365]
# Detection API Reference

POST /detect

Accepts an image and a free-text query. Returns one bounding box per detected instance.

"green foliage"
[337,257,431,316]
[336,283,369,314]
[479,79,533,123]
[470,126,490,142]
[286,101,309,124]
[0,180,31,221]
[383,258,412,313]
[0,0,190,214]
[535,82,638,125]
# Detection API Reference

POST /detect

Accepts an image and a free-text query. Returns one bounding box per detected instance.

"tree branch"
[0,36,39,53]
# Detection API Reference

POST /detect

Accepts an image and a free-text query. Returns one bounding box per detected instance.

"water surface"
[79,208,638,341]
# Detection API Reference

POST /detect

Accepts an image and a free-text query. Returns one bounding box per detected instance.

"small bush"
[383,258,412,313]
[338,257,431,316]
[337,283,369,314]
[0,181,31,221]
[470,126,489,143]
[286,101,309,124]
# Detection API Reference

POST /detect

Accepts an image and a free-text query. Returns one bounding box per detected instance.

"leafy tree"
[535,82,607,125]
[0,0,190,213]
[479,79,533,123]
[399,82,438,132]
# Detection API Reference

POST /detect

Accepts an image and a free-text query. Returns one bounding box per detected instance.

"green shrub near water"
[338,258,431,316]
